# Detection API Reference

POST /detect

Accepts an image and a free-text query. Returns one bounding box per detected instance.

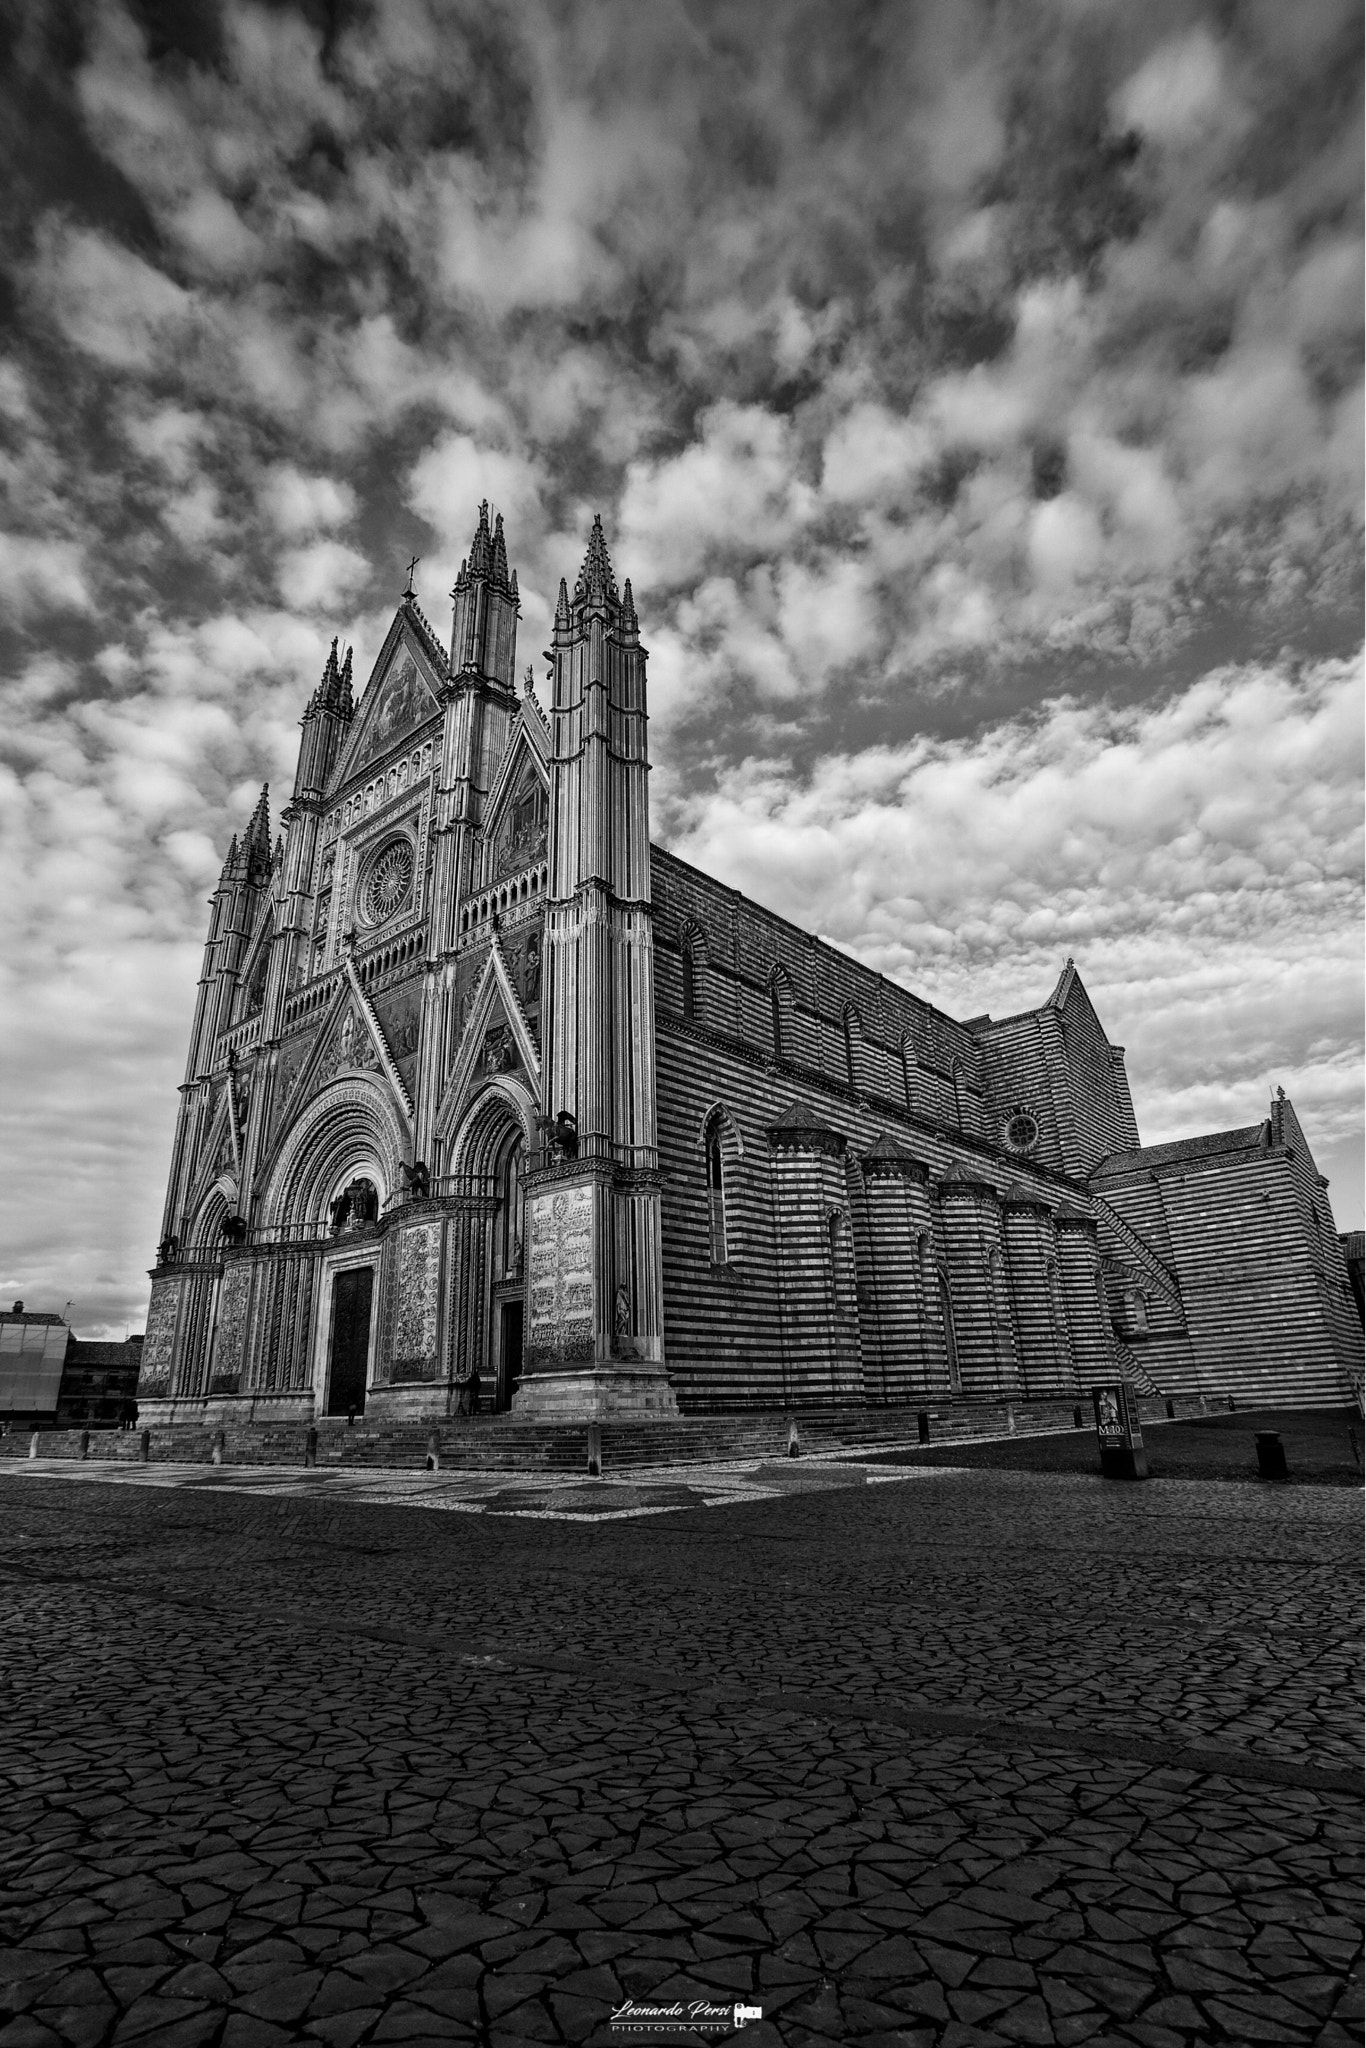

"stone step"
[0,1392,1211,1473]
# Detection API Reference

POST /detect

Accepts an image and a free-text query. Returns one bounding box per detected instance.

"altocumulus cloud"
[666,654,1364,1212]
[0,0,1360,1329]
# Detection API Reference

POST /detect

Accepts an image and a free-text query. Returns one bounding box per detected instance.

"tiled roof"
[1091,1125,1268,1178]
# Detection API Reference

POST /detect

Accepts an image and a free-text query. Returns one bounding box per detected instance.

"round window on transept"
[360,835,415,927]
[1003,1108,1040,1155]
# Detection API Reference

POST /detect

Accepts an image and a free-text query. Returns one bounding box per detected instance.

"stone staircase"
[0,1391,1209,1475]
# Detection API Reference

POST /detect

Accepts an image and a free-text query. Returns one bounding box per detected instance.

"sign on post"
[1092,1381,1149,1481]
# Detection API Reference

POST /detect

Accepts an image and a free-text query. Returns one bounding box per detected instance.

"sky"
[0,0,1361,1336]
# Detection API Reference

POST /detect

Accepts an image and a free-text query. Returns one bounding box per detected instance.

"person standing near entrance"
[467,1364,481,1416]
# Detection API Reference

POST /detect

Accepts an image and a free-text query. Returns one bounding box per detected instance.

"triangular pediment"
[256,973,413,1192]
[436,939,541,1142]
[478,715,549,889]
[190,1087,239,1214]
[332,612,444,790]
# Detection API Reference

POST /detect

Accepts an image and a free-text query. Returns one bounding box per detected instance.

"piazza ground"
[0,1433,1361,2047]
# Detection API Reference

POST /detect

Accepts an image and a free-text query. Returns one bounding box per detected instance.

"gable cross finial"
[404,555,420,598]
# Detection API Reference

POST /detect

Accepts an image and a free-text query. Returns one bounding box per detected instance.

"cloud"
[666,650,1363,1193]
[619,403,814,593]
[0,0,1360,1330]
[0,535,92,617]
[278,540,372,612]
[263,467,358,537]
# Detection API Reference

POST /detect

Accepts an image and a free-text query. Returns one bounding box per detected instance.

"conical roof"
[573,514,619,604]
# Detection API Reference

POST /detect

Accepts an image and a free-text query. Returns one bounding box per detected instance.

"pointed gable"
[332,611,445,790]
[479,711,550,887]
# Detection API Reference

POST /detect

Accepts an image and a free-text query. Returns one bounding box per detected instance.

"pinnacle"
[452,500,516,596]
[554,575,570,627]
[244,784,271,864]
[468,499,492,578]
[573,513,619,605]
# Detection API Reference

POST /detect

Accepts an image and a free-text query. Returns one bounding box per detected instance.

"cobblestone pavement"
[0,1461,1359,2047]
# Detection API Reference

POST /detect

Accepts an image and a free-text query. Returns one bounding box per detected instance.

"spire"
[243,785,271,881]
[449,500,520,682]
[218,834,239,885]
[573,514,619,605]
[622,576,638,633]
[315,636,341,710]
[338,644,354,717]
[555,576,570,628]
[469,500,492,578]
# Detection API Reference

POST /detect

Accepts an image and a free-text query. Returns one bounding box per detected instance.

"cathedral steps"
[0,1391,1214,1474]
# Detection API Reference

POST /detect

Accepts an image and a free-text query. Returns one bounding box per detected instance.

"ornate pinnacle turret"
[622,576,638,633]
[469,500,492,578]
[218,834,239,885]
[491,511,509,585]
[338,644,354,717]
[242,784,272,881]
[573,513,619,605]
[554,576,571,629]
[313,636,341,711]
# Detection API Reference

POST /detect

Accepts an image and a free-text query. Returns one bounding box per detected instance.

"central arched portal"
[443,1080,536,1417]
[490,1128,525,1413]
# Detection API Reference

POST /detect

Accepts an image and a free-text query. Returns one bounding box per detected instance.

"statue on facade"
[539,1110,578,1162]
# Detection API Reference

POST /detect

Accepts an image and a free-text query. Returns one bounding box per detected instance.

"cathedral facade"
[137,509,1361,1426]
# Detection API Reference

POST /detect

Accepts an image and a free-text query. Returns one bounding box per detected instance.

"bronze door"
[498,1299,524,1413]
[327,1267,372,1416]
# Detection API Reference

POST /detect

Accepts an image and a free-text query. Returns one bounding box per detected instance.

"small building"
[0,1302,143,1430]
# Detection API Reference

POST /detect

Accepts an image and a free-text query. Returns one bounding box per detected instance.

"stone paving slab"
[0,1462,1359,2047]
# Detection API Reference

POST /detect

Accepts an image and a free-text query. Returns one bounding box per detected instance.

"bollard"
[426,1433,441,1473]
[917,1410,930,1445]
[210,1429,226,1467]
[786,1416,801,1459]
[79,1429,90,1462]
[29,1430,40,1460]
[304,1427,318,1470]
[586,1422,602,1477]
[1255,1432,1289,1483]
[139,1429,151,1464]
[1073,1405,1083,1430]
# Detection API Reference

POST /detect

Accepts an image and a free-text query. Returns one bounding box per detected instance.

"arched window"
[989,1247,1016,1368]
[951,1059,968,1132]
[901,1041,918,1113]
[770,981,783,1063]
[939,1270,962,1393]
[681,935,700,1021]
[705,1122,727,1264]
[842,1006,861,1092]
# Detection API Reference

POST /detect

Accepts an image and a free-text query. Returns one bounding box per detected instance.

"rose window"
[362,837,415,925]
[1003,1109,1040,1154]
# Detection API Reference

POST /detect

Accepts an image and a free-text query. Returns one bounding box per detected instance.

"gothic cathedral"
[137,508,1361,1424]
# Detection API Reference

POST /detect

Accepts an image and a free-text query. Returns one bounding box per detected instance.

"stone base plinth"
[136,1392,318,1428]
[512,1367,679,1421]
[362,1382,457,1425]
